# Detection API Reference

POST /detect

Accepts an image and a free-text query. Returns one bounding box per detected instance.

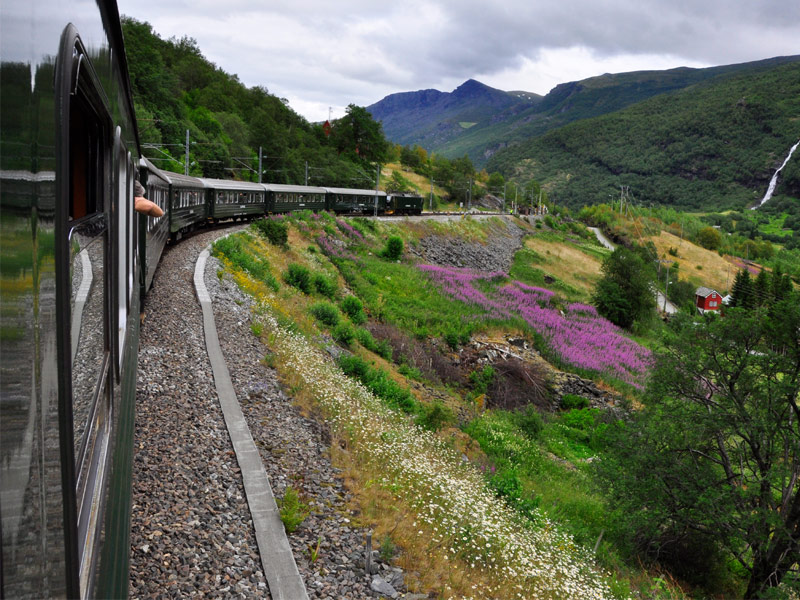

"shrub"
[561,394,590,410]
[332,321,355,346]
[313,273,337,299]
[514,405,544,440]
[278,486,309,533]
[254,217,288,246]
[562,408,600,431]
[381,236,404,261]
[469,365,496,395]
[340,296,366,324]
[309,302,340,327]
[284,263,312,293]
[337,355,417,413]
[355,328,391,359]
[415,401,455,432]
[489,467,523,502]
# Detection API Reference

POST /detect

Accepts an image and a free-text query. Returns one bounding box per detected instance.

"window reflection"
[69,215,106,470]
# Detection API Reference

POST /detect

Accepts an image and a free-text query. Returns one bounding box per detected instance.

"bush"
[562,408,600,431]
[514,405,544,440]
[309,302,340,327]
[561,394,590,410]
[355,328,392,359]
[254,217,288,246]
[381,236,404,261]
[284,263,312,293]
[332,321,355,346]
[278,486,309,533]
[340,296,366,324]
[337,355,417,413]
[313,273,337,299]
[415,401,455,432]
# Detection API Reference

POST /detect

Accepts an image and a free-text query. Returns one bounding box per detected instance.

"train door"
[55,27,119,599]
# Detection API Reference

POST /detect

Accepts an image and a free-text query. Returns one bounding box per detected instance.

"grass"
[645,230,741,293]
[210,214,683,598]
[513,232,608,302]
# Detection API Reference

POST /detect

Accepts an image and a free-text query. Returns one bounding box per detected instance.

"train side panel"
[263,183,327,213]
[139,158,170,294]
[1,0,141,598]
[206,178,265,222]
[166,172,207,240]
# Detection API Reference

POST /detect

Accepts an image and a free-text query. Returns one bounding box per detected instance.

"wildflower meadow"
[418,265,651,388]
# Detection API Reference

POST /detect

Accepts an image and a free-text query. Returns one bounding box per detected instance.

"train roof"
[262,183,327,194]
[167,172,207,188]
[323,187,387,197]
[202,178,265,192]
[140,158,172,185]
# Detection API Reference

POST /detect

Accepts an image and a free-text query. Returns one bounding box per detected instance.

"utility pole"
[258,146,262,183]
[374,164,380,217]
[185,129,190,176]
[429,180,434,212]
[305,161,309,186]
[503,182,507,213]
[467,179,472,212]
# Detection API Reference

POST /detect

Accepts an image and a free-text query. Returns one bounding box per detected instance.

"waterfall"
[751,139,800,210]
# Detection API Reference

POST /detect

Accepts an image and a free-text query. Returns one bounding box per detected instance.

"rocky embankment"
[408,216,526,273]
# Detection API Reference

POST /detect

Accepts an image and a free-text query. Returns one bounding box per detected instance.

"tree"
[599,303,800,597]
[329,104,389,167]
[730,269,754,309]
[696,226,723,250]
[592,246,656,329]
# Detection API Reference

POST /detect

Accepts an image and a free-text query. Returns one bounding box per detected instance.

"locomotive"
[0,1,423,597]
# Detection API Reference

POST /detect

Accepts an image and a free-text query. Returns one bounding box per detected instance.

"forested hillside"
[487,59,800,212]
[121,18,387,187]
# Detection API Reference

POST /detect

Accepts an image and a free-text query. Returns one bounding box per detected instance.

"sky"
[116,0,800,123]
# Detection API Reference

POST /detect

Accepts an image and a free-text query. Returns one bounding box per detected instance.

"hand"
[134,196,164,217]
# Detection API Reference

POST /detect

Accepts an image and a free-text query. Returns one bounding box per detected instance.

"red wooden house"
[695,287,723,314]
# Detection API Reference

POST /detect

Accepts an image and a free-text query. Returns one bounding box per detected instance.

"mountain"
[370,56,800,169]
[487,58,800,212]
[366,79,541,152]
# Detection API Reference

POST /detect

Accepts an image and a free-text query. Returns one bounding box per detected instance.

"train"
[140,167,424,243]
[0,0,423,597]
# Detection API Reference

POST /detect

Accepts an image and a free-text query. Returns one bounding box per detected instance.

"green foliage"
[469,365,496,396]
[312,273,337,299]
[597,301,800,597]
[488,60,800,213]
[332,321,355,347]
[593,246,656,329]
[414,401,455,432]
[211,234,279,291]
[122,17,390,184]
[278,486,310,534]
[379,536,397,562]
[339,296,367,324]
[337,355,418,414]
[309,302,340,328]
[560,394,590,410]
[562,408,600,431]
[696,226,723,250]
[381,236,404,261]
[354,328,392,360]
[284,263,313,293]
[513,405,544,440]
[253,218,288,247]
